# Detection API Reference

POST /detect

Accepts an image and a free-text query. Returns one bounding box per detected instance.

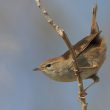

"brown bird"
[34,5,106,86]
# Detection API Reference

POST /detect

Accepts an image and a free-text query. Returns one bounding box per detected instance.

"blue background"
[0,0,109,110]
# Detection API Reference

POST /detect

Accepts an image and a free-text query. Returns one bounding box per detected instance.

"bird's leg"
[81,74,100,97]
[84,74,100,92]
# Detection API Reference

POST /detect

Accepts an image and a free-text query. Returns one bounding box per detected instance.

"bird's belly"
[51,69,96,82]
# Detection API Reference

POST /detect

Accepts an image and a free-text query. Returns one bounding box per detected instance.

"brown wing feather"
[63,31,101,59]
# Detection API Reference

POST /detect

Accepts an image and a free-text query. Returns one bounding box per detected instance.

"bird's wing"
[63,31,101,59]
[74,31,101,57]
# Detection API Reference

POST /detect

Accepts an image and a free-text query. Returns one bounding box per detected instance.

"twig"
[35,0,87,110]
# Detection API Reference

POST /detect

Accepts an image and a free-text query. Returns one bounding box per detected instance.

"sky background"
[0,0,110,110]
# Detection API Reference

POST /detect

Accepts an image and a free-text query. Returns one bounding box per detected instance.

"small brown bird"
[34,5,106,85]
[34,32,106,82]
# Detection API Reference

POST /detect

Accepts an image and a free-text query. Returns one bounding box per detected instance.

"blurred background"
[0,0,109,110]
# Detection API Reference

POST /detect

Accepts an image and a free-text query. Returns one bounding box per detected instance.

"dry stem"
[35,0,87,110]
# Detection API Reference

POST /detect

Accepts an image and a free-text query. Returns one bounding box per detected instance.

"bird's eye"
[46,64,51,68]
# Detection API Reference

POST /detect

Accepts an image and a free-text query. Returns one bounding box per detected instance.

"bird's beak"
[33,67,40,71]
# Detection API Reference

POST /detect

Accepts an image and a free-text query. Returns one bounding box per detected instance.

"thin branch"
[35,0,87,110]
